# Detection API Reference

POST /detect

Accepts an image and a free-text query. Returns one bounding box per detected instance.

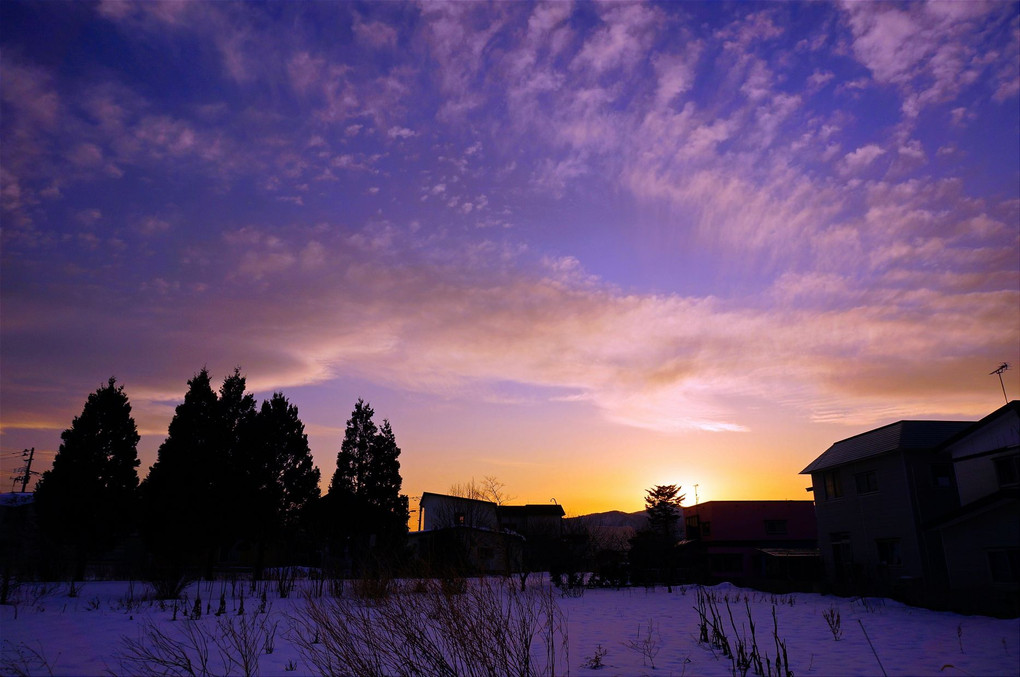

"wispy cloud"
[2,1,1017,499]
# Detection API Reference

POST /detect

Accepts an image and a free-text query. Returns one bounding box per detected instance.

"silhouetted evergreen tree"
[216,369,258,550]
[34,377,140,579]
[365,420,409,534]
[330,399,378,498]
[629,484,686,590]
[250,393,321,562]
[140,369,223,578]
[645,484,685,540]
[325,399,408,569]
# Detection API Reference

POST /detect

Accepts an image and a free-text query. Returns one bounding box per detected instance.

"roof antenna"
[990,363,1010,404]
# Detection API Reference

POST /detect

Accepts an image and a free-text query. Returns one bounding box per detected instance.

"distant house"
[933,401,1019,616]
[800,418,971,599]
[681,500,819,589]
[410,492,564,575]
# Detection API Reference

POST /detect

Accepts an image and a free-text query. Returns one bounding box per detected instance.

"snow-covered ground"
[1,578,1017,676]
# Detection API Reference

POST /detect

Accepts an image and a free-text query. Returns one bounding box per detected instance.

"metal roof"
[800,419,972,475]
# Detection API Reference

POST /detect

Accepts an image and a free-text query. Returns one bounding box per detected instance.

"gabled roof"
[498,504,565,517]
[420,491,496,509]
[938,400,1020,451]
[800,419,972,475]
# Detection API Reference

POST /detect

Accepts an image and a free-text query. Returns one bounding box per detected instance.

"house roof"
[928,487,1020,530]
[938,400,1020,451]
[800,419,972,475]
[420,491,495,508]
[498,504,566,517]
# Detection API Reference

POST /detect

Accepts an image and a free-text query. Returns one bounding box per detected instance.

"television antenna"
[990,363,1010,404]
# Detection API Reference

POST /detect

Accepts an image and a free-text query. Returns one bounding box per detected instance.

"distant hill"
[566,509,647,530]
[564,510,647,551]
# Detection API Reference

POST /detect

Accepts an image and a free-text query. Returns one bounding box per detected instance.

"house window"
[823,470,843,500]
[994,455,1019,488]
[478,547,494,561]
[701,521,711,537]
[855,471,878,495]
[931,463,953,488]
[831,532,853,577]
[876,539,902,567]
[685,516,700,539]
[765,519,788,535]
[987,549,1020,583]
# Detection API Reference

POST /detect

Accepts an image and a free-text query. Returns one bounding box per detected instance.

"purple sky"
[2,1,1018,514]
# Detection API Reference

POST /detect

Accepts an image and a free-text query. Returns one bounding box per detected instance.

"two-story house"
[411,492,565,575]
[934,400,1019,615]
[800,419,971,598]
[681,500,819,589]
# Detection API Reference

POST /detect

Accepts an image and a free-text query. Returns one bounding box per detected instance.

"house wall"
[940,503,1020,616]
[686,501,815,542]
[942,505,1020,588]
[419,494,498,531]
[811,454,923,583]
[947,412,1020,505]
[684,501,818,586]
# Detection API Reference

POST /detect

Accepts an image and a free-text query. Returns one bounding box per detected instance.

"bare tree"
[448,476,515,506]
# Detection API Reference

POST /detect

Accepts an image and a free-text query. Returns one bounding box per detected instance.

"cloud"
[572,3,663,77]
[387,126,417,139]
[354,15,399,49]
[839,1,1013,116]
[842,144,887,174]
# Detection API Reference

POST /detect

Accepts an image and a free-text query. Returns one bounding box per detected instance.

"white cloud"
[387,126,417,139]
[842,144,887,174]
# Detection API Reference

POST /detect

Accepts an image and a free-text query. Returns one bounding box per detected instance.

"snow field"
[1,578,1017,676]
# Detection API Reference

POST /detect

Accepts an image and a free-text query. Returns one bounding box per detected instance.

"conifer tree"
[369,419,410,534]
[34,377,140,579]
[329,398,377,497]
[253,392,321,533]
[645,484,685,540]
[140,369,223,577]
[326,399,408,563]
[216,369,258,543]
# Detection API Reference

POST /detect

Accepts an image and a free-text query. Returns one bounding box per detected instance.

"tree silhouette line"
[30,370,408,582]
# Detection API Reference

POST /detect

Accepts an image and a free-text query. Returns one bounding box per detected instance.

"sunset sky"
[2,1,1018,516]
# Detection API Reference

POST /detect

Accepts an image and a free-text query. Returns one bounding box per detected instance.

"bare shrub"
[823,604,842,641]
[148,573,190,601]
[291,576,568,676]
[116,618,213,676]
[217,614,278,675]
[273,567,296,599]
[581,643,608,669]
[693,587,731,658]
[115,611,279,677]
[622,619,661,669]
[1,640,58,676]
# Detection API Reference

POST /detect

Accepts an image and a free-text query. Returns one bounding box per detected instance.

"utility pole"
[14,447,36,493]
[693,484,699,505]
[990,363,1010,405]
